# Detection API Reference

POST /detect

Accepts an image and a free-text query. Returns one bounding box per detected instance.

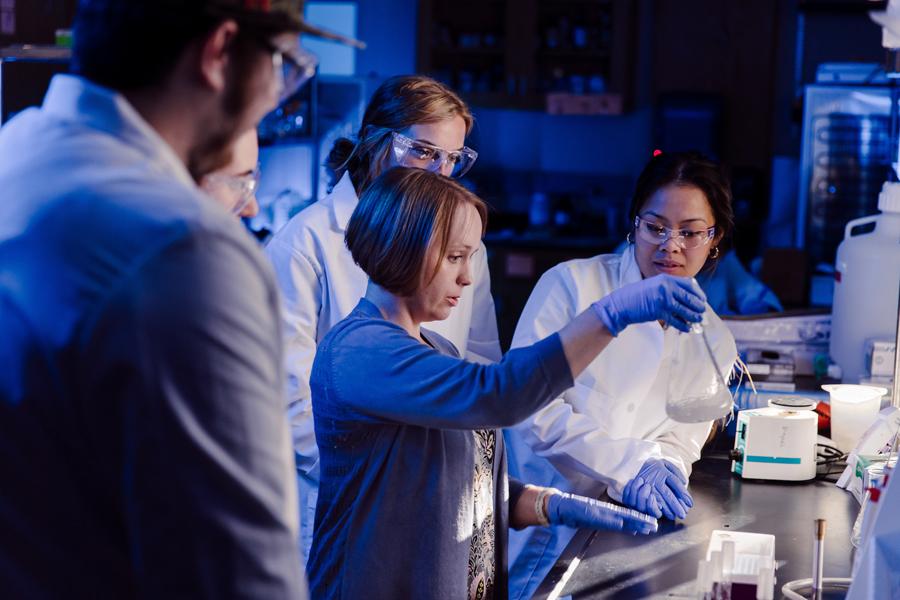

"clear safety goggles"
[390,131,478,179]
[259,38,319,105]
[633,216,716,250]
[205,165,260,215]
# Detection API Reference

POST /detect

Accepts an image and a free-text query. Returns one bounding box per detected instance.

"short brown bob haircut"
[345,167,488,296]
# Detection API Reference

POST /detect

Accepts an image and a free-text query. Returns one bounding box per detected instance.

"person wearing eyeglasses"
[503,151,739,600]
[304,167,729,599]
[264,74,500,566]
[201,128,261,218]
[0,0,367,596]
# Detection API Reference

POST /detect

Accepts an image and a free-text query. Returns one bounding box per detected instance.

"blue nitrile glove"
[591,274,706,336]
[546,492,658,535]
[622,459,693,521]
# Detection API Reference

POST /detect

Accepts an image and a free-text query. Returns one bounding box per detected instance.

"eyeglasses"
[258,38,318,105]
[633,216,716,250]
[390,131,478,179]
[204,165,261,215]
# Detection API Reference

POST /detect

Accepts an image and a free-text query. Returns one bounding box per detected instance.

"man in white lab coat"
[265,75,502,565]
[0,1,353,597]
[505,152,739,599]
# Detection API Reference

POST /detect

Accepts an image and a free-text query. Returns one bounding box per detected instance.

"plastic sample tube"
[812,519,826,600]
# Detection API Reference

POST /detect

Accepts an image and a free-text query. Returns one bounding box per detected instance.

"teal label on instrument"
[746,455,802,464]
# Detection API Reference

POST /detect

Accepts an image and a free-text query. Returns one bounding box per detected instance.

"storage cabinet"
[0,46,69,124]
[417,0,636,112]
[252,76,367,239]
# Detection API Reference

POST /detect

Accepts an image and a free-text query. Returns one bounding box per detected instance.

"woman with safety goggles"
[264,75,501,566]
[200,128,261,218]
[503,151,740,600]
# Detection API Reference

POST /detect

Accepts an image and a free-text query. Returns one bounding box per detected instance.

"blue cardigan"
[308,299,574,599]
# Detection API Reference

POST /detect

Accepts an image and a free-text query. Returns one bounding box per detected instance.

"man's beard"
[187,54,257,183]
[187,120,239,184]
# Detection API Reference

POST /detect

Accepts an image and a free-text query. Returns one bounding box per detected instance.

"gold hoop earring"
[626,231,634,244]
[710,246,720,259]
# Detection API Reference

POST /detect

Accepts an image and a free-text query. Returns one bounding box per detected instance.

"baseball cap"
[205,0,365,48]
[76,0,365,48]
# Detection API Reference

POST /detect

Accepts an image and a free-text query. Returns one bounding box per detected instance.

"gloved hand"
[622,459,693,521]
[546,491,658,535]
[592,274,706,336]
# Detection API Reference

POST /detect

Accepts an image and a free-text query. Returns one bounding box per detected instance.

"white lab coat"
[265,172,502,563]
[505,246,737,600]
[0,75,306,597]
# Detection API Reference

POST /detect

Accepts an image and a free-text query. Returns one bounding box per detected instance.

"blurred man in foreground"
[0,1,345,596]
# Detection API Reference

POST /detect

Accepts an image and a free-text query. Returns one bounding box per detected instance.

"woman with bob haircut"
[504,151,740,600]
[306,167,711,600]
[264,75,501,563]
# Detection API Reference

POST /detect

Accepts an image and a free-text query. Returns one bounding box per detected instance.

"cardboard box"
[546,92,623,115]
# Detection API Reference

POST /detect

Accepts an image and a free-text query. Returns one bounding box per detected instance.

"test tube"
[709,551,722,599]
[812,519,826,600]
[720,540,735,599]
[721,540,735,579]
[696,558,711,599]
[755,565,774,600]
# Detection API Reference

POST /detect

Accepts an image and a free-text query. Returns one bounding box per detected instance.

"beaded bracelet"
[534,487,560,526]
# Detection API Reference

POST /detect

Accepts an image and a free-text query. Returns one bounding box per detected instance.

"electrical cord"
[815,464,845,482]
[816,442,842,457]
[816,444,847,465]
[814,443,847,481]
[816,458,844,467]
[781,577,852,599]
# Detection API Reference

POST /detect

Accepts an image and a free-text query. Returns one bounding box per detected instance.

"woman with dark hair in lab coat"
[504,151,739,600]
[306,167,711,600]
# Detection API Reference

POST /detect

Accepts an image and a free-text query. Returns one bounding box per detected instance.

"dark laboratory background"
[1,0,889,350]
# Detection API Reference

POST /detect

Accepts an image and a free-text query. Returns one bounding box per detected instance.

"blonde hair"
[325,75,474,195]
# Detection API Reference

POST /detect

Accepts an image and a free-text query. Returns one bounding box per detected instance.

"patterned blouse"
[468,429,497,600]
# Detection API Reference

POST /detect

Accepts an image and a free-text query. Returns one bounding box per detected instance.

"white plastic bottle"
[829,182,900,383]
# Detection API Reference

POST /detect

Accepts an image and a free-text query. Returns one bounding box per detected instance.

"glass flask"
[665,320,734,423]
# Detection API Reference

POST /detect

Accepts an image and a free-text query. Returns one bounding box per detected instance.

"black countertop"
[534,455,858,599]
